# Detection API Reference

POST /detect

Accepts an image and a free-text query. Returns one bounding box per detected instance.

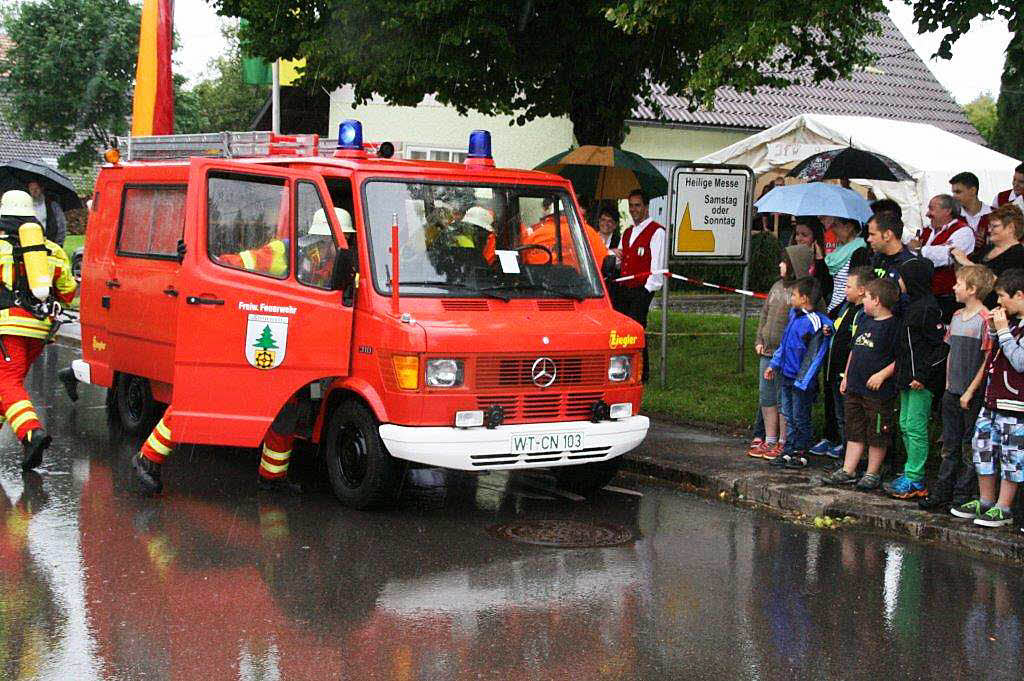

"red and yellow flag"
[131,0,174,136]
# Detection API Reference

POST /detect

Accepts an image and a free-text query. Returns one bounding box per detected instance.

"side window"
[207,173,289,278]
[117,186,186,258]
[295,181,338,289]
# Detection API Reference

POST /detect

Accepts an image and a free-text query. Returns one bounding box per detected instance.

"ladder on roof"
[119,131,322,161]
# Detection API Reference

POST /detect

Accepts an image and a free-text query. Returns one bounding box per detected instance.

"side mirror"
[601,254,618,278]
[330,248,356,291]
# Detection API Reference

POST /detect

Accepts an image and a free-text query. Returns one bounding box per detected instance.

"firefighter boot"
[20,428,51,470]
[256,475,302,495]
[58,367,79,402]
[132,454,163,494]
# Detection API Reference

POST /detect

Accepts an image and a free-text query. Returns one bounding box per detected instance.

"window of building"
[405,146,468,163]
[117,185,187,258]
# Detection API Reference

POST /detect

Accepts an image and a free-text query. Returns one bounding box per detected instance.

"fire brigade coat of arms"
[245,314,289,369]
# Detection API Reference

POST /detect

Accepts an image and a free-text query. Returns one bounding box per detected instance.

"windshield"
[362,180,603,299]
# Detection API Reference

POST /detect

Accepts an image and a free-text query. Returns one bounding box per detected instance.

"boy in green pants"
[887,256,947,499]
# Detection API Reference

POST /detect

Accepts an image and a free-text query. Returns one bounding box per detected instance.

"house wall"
[329,88,756,170]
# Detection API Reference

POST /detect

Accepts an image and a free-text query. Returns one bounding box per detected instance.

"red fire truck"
[71,121,649,508]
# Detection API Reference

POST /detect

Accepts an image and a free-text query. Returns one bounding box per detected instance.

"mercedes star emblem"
[531,357,557,387]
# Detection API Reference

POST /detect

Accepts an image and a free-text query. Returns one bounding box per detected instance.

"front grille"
[476,354,605,389]
[476,391,604,423]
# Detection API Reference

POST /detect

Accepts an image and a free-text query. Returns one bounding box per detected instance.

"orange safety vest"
[522,216,608,267]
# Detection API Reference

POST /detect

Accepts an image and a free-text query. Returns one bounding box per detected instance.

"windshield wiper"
[480,281,586,302]
[396,280,510,301]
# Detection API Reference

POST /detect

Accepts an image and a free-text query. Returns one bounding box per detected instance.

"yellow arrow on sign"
[675,203,716,252]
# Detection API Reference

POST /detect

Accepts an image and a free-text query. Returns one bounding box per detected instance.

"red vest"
[620,220,664,288]
[918,218,969,295]
[995,189,1016,207]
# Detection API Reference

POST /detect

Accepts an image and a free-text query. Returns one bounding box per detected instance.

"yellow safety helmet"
[0,190,36,218]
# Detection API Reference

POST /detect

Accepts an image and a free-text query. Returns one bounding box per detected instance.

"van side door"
[170,159,354,446]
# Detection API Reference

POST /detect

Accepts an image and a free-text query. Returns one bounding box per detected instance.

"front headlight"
[425,358,464,387]
[609,355,631,382]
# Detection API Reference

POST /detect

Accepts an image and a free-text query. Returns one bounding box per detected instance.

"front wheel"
[553,457,622,496]
[323,401,399,509]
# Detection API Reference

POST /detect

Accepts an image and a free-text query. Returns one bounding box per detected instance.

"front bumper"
[378,415,649,470]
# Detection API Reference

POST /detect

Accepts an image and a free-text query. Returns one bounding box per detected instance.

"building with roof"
[328,12,981,190]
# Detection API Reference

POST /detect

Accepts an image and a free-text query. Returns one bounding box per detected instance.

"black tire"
[322,401,399,509]
[114,373,161,435]
[553,457,623,496]
[71,249,84,283]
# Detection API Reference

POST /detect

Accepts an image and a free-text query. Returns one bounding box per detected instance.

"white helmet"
[309,207,355,236]
[462,205,493,232]
[0,190,36,218]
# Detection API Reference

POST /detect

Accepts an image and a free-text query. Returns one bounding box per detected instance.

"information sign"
[669,165,754,262]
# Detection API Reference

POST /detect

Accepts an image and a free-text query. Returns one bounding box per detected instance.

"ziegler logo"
[609,330,638,349]
[92,336,107,352]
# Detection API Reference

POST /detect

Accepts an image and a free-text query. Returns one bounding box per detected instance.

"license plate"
[510,431,584,455]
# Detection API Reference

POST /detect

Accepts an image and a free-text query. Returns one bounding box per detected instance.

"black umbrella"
[787,147,913,182]
[0,159,83,211]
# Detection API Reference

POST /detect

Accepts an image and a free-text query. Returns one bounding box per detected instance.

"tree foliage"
[908,0,1021,158]
[175,26,269,134]
[963,92,998,144]
[0,0,140,171]
[215,0,884,146]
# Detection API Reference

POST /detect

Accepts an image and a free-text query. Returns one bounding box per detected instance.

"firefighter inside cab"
[0,190,77,469]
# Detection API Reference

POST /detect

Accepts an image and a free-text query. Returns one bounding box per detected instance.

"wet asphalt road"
[2,345,1023,681]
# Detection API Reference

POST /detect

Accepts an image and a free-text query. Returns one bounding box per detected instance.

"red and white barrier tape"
[614,269,768,300]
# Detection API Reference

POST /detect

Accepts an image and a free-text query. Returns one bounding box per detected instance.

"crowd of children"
[750,201,1024,532]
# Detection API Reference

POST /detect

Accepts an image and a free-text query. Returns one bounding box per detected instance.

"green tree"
[175,26,269,134]
[254,325,277,350]
[908,1,1021,157]
[963,92,998,144]
[215,0,884,146]
[0,0,140,171]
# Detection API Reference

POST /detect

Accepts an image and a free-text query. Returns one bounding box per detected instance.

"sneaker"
[748,441,773,458]
[257,476,302,495]
[885,475,927,500]
[761,443,782,460]
[132,454,163,494]
[950,499,987,519]
[809,439,834,456]
[828,443,845,459]
[769,453,791,468]
[20,428,51,470]
[974,506,1014,528]
[821,468,859,485]
[855,472,881,491]
[918,494,952,512]
[784,454,809,469]
[748,437,764,452]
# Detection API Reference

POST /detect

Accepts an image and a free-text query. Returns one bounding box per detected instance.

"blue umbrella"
[754,182,872,223]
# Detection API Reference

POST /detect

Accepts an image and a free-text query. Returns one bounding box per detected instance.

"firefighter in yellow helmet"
[0,190,77,469]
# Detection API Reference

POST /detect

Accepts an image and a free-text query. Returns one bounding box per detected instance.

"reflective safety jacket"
[219,239,288,277]
[0,229,77,340]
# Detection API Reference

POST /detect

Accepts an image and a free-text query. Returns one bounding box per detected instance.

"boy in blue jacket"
[764,276,834,468]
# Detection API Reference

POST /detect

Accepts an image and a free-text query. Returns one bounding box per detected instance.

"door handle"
[163,286,179,297]
[186,295,225,306]
[105,279,121,289]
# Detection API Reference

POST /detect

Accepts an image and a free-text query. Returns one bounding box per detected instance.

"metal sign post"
[660,163,755,385]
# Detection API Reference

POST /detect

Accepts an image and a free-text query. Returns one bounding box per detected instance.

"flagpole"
[271,60,281,134]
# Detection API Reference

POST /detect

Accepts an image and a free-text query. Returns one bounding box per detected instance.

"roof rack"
[119,131,320,161]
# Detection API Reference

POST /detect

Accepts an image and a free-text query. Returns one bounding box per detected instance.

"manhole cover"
[488,519,635,548]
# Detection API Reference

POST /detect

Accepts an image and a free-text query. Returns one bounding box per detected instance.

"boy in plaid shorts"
[953,269,1024,528]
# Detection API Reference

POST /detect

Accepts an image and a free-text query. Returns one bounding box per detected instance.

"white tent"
[697,113,1020,235]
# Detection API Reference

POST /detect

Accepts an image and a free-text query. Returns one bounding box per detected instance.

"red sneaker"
[760,443,783,460]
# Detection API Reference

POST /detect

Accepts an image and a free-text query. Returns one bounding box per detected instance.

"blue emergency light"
[467,130,492,159]
[338,119,363,150]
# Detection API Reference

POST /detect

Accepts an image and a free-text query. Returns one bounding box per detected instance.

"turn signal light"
[103,148,121,164]
[392,355,419,390]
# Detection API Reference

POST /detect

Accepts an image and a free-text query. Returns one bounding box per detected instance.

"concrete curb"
[624,442,1024,563]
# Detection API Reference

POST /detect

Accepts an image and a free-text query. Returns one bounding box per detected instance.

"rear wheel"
[323,401,399,509]
[553,457,622,496]
[114,373,161,435]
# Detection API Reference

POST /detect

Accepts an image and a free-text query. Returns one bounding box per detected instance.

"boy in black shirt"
[822,277,901,490]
